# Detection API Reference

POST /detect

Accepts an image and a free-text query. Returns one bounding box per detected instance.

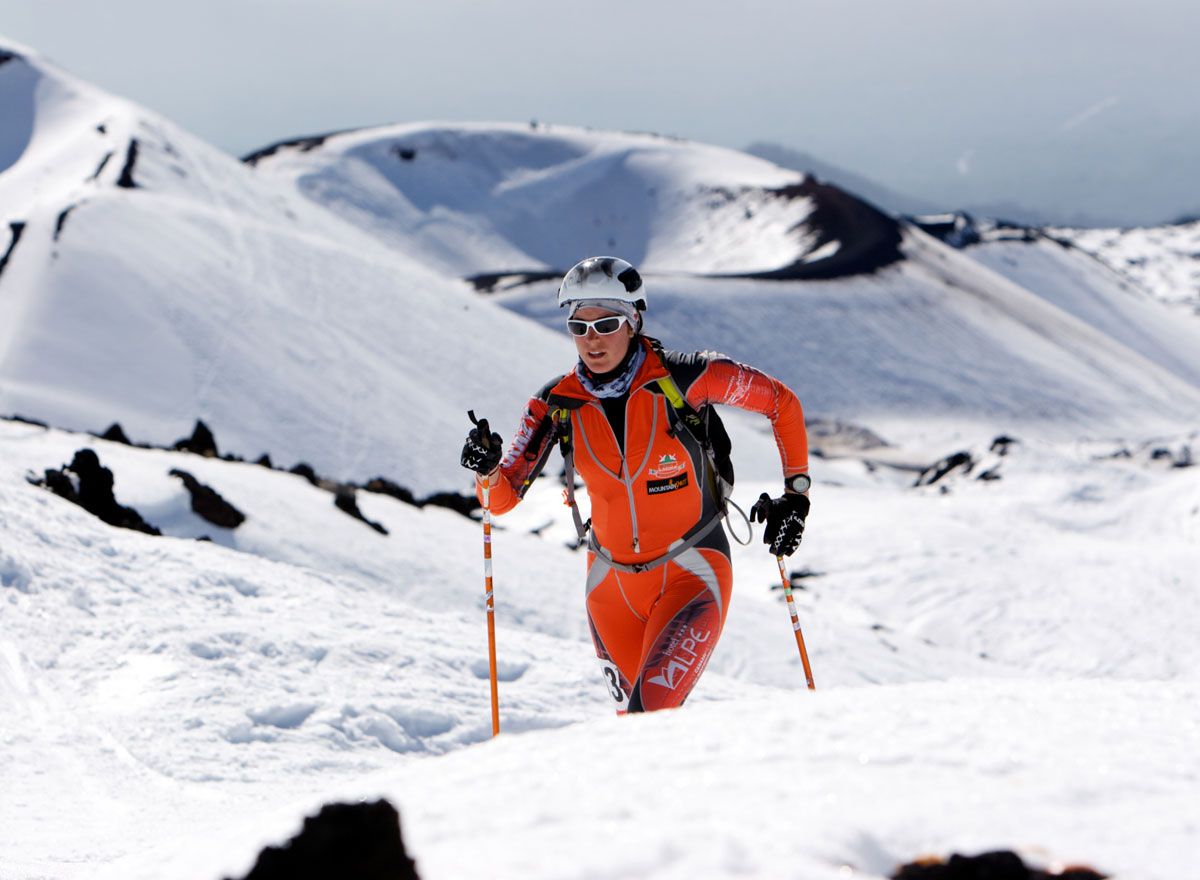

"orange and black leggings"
[586,526,732,712]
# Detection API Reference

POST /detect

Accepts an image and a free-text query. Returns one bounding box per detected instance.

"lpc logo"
[647,627,711,690]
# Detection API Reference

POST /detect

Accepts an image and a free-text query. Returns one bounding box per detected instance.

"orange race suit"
[478,336,808,712]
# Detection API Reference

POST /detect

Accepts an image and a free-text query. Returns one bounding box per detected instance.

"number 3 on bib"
[598,659,629,710]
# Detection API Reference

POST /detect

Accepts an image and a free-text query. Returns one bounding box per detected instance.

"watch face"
[788,474,812,493]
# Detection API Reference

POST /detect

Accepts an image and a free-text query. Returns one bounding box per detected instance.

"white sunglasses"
[566,315,630,337]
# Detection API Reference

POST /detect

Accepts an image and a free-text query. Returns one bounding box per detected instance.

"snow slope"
[964,235,1200,390]
[1053,221,1200,314]
[0,39,572,493]
[3,416,1198,879]
[200,679,1199,880]
[496,229,1200,442]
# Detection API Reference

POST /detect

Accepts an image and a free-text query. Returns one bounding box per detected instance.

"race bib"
[597,658,629,709]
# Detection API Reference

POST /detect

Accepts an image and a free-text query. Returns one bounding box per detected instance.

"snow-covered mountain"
[250,121,1200,442]
[6,34,1200,495]
[4,34,1200,880]
[244,122,904,284]
[0,39,570,494]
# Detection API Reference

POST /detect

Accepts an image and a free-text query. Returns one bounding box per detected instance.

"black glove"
[750,491,810,557]
[460,411,503,475]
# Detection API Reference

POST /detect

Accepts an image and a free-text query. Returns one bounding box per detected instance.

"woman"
[461,256,811,713]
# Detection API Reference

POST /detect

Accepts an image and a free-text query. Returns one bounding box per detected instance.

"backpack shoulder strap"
[544,392,590,546]
[644,338,710,441]
[645,339,736,514]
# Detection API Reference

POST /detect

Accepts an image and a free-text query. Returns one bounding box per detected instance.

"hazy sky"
[5,0,1199,225]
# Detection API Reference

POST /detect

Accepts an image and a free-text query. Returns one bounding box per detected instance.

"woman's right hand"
[460,413,503,475]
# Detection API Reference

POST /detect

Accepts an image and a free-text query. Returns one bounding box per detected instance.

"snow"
[967,236,1200,389]
[1055,221,1200,314]
[4,30,1200,880]
[4,415,1199,879]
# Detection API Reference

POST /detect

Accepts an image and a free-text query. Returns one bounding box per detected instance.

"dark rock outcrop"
[289,462,320,486]
[98,422,132,445]
[894,849,1105,879]
[914,451,975,487]
[0,221,26,281]
[89,151,113,181]
[229,799,419,880]
[35,448,160,535]
[169,469,246,529]
[422,491,479,517]
[173,420,219,457]
[7,413,480,535]
[116,139,140,189]
[242,129,356,166]
[333,488,388,535]
[731,177,905,280]
[362,477,418,506]
[467,269,563,292]
[990,435,1019,456]
[905,212,982,249]
[805,418,890,455]
[54,205,76,241]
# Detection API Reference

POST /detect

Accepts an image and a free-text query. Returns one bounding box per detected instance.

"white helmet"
[557,256,647,311]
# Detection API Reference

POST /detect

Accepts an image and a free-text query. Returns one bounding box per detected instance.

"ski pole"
[776,555,816,690]
[469,410,502,736]
[482,479,501,735]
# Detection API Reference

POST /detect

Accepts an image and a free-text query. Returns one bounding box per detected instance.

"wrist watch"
[785,473,812,494]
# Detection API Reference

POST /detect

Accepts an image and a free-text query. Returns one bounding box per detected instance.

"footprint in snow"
[382,705,456,738]
[246,702,318,729]
[0,552,33,593]
[471,659,528,682]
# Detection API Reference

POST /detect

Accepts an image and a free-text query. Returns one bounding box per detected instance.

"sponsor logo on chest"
[648,453,686,479]
[646,473,689,495]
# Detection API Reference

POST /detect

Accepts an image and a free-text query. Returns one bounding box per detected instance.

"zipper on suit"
[621,392,659,553]
[581,384,659,554]
[616,398,641,553]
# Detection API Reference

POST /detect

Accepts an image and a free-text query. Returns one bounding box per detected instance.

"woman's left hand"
[750,491,810,557]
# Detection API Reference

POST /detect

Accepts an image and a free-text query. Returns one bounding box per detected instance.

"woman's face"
[571,306,636,374]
